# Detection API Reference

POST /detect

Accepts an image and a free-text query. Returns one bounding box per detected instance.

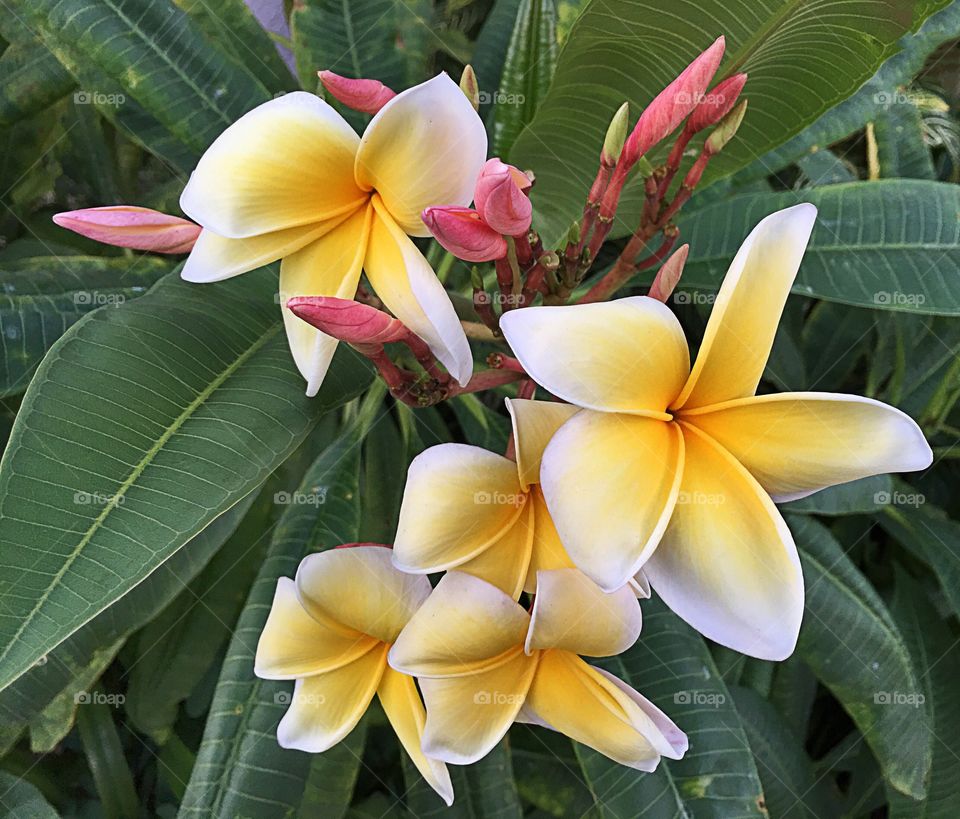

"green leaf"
[676,181,960,315]
[0,255,173,399]
[796,149,857,186]
[402,739,523,817]
[491,0,558,158]
[0,488,254,753]
[359,409,405,543]
[510,729,597,816]
[789,513,932,798]
[76,700,139,819]
[0,39,75,125]
[887,569,960,818]
[472,0,523,122]
[730,685,836,819]
[0,771,60,818]
[0,268,370,694]
[178,426,366,817]
[781,475,893,516]
[510,0,944,242]
[12,0,271,155]
[875,99,936,179]
[575,595,766,819]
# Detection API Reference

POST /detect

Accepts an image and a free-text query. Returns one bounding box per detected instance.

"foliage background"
[1,0,959,816]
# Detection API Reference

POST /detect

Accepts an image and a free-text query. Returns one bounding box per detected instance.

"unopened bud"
[601,102,629,167]
[473,158,533,236]
[705,99,747,156]
[422,206,507,262]
[286,297,409,346]
[687,73,747,133]
[539,251,560,271]
[318,70,396,114]
[648,244,688,302]
[470,265,485,291]
[52,206,200,254]
[460,65,480,111]
[565,220,581,246]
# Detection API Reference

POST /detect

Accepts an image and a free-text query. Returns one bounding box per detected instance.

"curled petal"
[473,159,532,236]
[287,295,410,346]
[505,398,579,490]
[422,206,507,262]
[623,36,726,162]
[319,70,397,114]
[356,73,487,236]
[53,206,201,254]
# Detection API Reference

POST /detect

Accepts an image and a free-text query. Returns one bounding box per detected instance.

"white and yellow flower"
[499,204,932,660]
[388,570,682,769]
[179,74,486,395]
[255,545,453,805]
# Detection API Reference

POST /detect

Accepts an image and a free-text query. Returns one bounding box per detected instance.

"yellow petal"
[280,205,372,396]
[644,422,803,660]
[525,650,686,771]
[499,297,689,416]
[539,411,684,591]
[355,73,487,237]
[364,198,472,385]
[680,392,933,501]
[419,650,539,764]
[672,204,817,410]
[393,444,526,575]
[389,572,529,678]
[296,546,432,645]
[505,398,580,490]
[377,667,454,807]
[455,499,535,599]
[255,577,379,679]
[181,92,366,238]
[276,643,387,753]
[523,487,576,594]
[525,569,642,657]
[181,218,348,283]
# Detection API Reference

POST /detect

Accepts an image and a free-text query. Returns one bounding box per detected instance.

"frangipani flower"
[179,74,486,395]
[389,570,685,769]
[255,546,453,805]
[500,204,933,660]
[393,398,582,598]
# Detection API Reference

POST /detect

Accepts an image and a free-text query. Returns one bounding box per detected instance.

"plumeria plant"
[2,0,960,816]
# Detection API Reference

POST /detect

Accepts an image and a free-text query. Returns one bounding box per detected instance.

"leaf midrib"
[0,319,283,689]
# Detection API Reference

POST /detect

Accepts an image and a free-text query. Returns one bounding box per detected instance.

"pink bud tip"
[422,205,508,262]
[687,73,747,134]
[623,35,726,162]
[648,244,689,303]
[52,206,201,254]
[286,297,410,346]
[318,70,397,114]
[473,158,533,236]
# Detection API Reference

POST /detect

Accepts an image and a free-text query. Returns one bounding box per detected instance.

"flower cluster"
[52,37,933,808]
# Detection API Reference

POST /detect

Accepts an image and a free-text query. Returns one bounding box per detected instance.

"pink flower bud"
[286,297,410,346]
[623,36,726,163]
[687,73,747,134]
[52,206,201,254]
[318,70,396,114]
[421,206,507,262]
[648,244,688,303]
[473,159,533,236]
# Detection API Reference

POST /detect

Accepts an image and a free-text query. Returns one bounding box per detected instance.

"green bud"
[460,65,480,111]
[470,265,485,291]
[565,220,581,246]
[705,99,747,156]
[601,102,630,166]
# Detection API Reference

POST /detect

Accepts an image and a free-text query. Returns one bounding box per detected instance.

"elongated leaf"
[676,181,960,315]
[887,569,960,818]
[575,595,766,819]
[0,771,60,818]
[76,701,139,819]
[797,149,857,186]
[491,0,557,158]
[730,685,836,819]
[0,493,252,753]
[12,0,271,155]
[781,475,893,516]
[876,100,936,179]
[0,255,173,398]
[178,427,365,817]
[0,39,75,124]
[510,0,945,242]
[790,513,931,798]
[0,268,370,694]
[472,0,523,123]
